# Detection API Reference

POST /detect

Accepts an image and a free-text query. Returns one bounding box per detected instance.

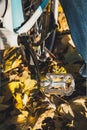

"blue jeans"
[60,0,87,63]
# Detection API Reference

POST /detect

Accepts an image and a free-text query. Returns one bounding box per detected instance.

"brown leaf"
[0,104,9,111]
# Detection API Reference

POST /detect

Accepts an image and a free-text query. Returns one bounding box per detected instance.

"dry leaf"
[15,93,23,110]
[0,104,9,111]
[12,56,22,69]
[58,103,74,119]
[8,81,23,94]
[0,96,4,103]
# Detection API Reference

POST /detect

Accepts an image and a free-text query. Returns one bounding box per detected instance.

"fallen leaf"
[0,104,9,111]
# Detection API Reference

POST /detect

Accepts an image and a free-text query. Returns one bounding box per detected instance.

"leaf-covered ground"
[0,35,86,130]
[0,3,87,130]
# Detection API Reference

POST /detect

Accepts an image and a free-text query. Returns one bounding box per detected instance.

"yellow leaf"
[58,104,74,118]
[15,93,23,110]
[16,111,28,123]
[8,81,23,94]
[28,114,37,126]
[23,94,29,106]
[24,79,36,92]
[15,102,23,110]
[12,56,22,69]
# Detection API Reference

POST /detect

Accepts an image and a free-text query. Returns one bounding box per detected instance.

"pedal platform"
[41,73,75,96]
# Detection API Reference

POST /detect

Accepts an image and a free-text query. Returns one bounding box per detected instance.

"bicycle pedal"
[41,73,75,96]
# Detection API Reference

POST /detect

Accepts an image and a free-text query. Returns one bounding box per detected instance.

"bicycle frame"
[0,0,58,49]
[0,0,75,96]
[17,0,49,34]
[17,0,58,34]
[1,0,58,33]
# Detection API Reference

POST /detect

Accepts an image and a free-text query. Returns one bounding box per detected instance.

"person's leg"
[60,0,87,77]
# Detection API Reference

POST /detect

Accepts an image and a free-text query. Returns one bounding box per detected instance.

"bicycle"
[0,0,75,96]
[0,0,58,82]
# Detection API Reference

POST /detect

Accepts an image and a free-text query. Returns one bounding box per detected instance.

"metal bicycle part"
[0,0,8,17]
[62,74,75,96]
[0,0,8,27]
[45,0,58,51]
[22,0,58,52]
[18,34,41,88]
[18,0,58,87]
[41,73,75,96]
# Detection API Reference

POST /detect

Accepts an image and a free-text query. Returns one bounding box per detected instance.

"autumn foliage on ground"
[0,3,87,130]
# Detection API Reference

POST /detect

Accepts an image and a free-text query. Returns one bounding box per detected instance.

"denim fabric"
[60,0,87,63]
